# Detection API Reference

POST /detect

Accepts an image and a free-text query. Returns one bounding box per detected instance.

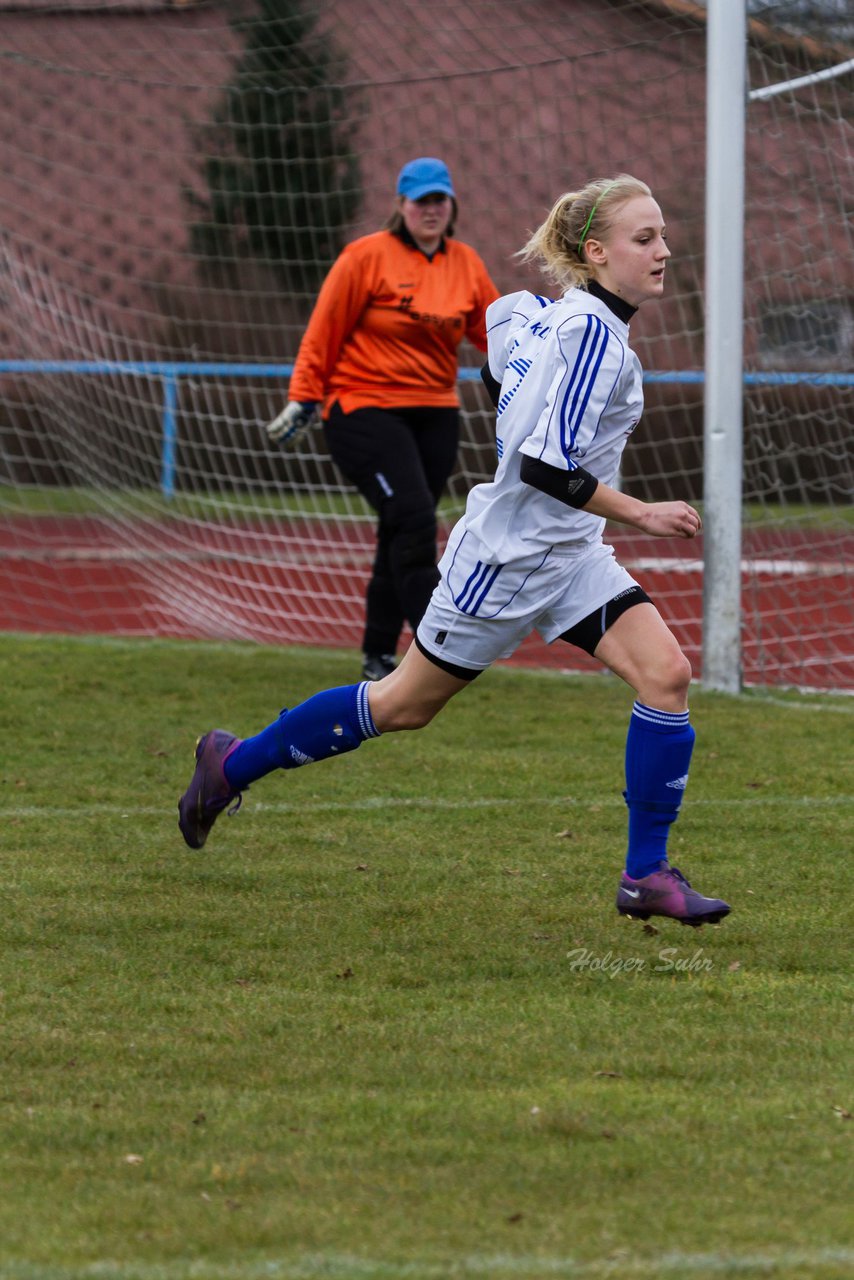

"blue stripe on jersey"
[557,316,597,453]
[534,295,551,307]
[455,560,488,612]
[574,321,609,436]
[454,561,504,615]
[496,436,504,459]
[469,564,503,615]
[567,316,608,447]
[496,355,533,416]
[560,315,609,458]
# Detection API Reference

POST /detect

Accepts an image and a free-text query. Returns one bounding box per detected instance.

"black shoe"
[362,652,396,681]
[177,730,243,850]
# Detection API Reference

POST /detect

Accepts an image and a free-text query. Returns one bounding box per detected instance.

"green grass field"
[1,634,852,1280]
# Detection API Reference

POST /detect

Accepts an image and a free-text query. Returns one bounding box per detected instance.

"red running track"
[0,515,851,690]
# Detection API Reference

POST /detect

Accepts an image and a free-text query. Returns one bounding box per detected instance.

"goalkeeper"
[267,156,498,682]
[183,173,729,927]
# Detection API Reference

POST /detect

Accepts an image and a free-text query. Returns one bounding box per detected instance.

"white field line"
[2,1245,854,1279]
[744,692,853,710]
[4,794,852,821]
[0,545,850,577]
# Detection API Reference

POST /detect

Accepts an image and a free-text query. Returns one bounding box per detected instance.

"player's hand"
[266,400,318,449]
[638,501,702,539]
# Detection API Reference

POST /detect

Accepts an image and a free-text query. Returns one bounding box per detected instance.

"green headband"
[577,181,618,256]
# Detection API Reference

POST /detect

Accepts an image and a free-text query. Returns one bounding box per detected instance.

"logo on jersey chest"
[397,295,461,332]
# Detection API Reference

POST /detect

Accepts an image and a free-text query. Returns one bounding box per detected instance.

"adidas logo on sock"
[666,774,689,790]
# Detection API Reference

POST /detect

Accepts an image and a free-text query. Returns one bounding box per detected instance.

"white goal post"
[703,0,747,694]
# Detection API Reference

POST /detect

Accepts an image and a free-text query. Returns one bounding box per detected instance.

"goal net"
[0,0,851,690]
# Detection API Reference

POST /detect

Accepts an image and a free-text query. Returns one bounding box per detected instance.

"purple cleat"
[616,862,730,927]
[177,730,243,850]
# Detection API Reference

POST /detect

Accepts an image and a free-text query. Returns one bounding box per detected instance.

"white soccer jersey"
[457,287,644,564]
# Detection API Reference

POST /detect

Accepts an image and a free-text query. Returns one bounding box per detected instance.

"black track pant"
[324,402,459,656]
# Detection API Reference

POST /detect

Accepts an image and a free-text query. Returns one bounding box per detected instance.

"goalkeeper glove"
[266,400,318,449]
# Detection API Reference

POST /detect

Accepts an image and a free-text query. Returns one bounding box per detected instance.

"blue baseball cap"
[397,157,455,201]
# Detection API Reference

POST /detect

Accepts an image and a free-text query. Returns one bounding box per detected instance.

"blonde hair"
[517,174,652,291]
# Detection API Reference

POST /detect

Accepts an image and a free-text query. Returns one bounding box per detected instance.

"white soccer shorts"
[416,531,640,673]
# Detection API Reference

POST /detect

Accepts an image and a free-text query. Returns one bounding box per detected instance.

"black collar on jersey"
[393,223,448,261]
[587,279,637,324]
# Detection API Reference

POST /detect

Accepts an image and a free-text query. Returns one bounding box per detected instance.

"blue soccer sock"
[223,682,380,791]
[623,701,695,880]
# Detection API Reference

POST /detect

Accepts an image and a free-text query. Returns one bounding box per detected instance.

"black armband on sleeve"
[480,361,501,408]
[519,454,600,509]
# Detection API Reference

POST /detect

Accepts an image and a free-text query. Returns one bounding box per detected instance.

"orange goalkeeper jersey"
[287,229,498,416]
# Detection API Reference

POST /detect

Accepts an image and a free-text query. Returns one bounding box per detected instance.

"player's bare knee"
[646,650,692,707]
[666,649,692,695]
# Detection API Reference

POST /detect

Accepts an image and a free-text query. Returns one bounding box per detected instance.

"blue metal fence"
[1,360,851,500]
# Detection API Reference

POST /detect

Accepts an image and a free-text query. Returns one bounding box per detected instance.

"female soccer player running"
[179,174,730,927]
